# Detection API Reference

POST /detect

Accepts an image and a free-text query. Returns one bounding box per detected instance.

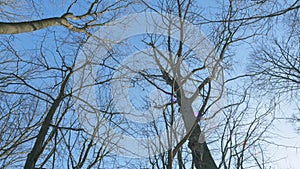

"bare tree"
[1,0,300,169]
[127,0,300,168]
[0,1,131,168]
[248,7,300,132]
[248,26,300,97]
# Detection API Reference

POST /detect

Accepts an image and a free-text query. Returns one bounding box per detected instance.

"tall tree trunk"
[24,70,71,169]
[180,100,217,169]
[188,125,217,169]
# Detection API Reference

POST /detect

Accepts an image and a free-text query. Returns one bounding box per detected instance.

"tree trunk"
[188,125,217,169]
[24,71,71,169]
[180,100,218,169]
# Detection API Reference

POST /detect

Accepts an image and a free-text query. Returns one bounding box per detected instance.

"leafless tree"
[1,0,300,169]
[248,6,300,132]
[0,1,131,169]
